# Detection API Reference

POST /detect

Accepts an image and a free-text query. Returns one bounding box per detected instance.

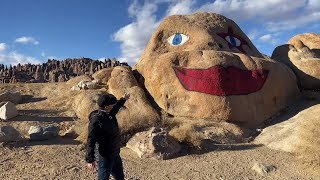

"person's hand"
[123,93,130,100]
[87,162,97,171]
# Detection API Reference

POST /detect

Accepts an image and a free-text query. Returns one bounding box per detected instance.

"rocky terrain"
[0,12,319,180]
[0,57,127,83]
[0,78,319,180]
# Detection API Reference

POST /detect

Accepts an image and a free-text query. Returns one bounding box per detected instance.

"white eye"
[225,35,241,47]
[167,33,189,46]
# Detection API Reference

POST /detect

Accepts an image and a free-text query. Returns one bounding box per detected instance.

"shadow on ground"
[168,141,263,159]
[10,115,75,122]
[22,95,47,104]
[1,137,81,149]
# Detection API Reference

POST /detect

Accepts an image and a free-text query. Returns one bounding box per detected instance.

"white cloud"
[0,41,41,65]
[114,0,320,64]
[197,0,309,21]
[166,0,195,16]
[0,43,6,52]
[0,51,41,65]
[259,34,272,42]
[15,36,39,45]
[47,56,61,60]
[113,0,160,65]
[266,11,320,32]
[258,34,280,45]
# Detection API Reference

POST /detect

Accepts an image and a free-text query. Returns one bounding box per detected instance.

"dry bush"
[169,123,203,147]
[296,114,320,176]
[74,121,89,143]
[118,108,158,134]
[165,117,248,147]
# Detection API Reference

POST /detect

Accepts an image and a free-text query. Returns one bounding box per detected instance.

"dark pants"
[97,155,125,180]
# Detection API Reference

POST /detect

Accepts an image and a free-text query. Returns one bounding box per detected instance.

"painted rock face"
[135,12,300,127]
[272,33,320,90]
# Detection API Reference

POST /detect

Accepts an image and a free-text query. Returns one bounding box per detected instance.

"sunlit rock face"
[135,12,300,127]
[272,33,320,90]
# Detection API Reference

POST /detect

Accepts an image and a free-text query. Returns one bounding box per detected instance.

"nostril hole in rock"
[173,59,179,66]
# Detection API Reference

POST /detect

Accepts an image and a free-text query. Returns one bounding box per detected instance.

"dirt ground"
[0,83,318,180]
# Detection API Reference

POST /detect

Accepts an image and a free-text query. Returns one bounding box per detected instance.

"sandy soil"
[0,83,318,180]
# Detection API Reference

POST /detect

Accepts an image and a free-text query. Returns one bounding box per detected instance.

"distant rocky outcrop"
[0,57,128,83]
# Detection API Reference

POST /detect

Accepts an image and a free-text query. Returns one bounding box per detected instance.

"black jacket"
[85,98,126,163]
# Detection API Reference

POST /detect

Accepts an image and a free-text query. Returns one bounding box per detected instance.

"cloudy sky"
[0,0,319,66]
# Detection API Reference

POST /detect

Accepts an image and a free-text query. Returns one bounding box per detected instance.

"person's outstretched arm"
[109,94,130,116]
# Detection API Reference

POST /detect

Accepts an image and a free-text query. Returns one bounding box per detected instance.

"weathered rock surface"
[72,91,107,121]
[71,80,98,90]
[28,124,59,141]
[0,125,21,142]
[0,90,22,104]
[251,163,276,176]
[108,66,159,132]
[254,103,320,153]
[126,127,181,159]
[135,12,300,127]
[272,33,320,90]
[0,101,18,120]
[66,75,92,86]
[92,68,113,84]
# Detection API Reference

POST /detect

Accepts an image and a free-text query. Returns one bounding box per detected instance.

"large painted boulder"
[272,33,320,90]
[135,12,300,127]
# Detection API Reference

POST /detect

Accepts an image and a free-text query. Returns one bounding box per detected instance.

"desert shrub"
[169,123,203,147]
[164,117,248,148]
[74,121,89,143]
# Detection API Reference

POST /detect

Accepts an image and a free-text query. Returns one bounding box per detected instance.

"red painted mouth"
[173,65,269,96]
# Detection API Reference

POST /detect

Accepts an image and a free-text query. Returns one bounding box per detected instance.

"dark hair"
[97,94,117,107]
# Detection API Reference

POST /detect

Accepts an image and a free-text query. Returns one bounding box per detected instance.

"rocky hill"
[0,57,128,83]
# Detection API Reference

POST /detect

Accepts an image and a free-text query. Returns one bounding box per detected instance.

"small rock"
[71,86,81,91]
[28,124,59,141]
[126,127,181,159]
[251,163,276,176]
[0,90,22,104]
[0,125,21,142]
[0,101,18,120]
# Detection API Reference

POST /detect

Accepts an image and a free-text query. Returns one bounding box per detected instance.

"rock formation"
[126,127,181,159]
[272,33,320,90]
[134,12,300,127]
[0,57,128,83]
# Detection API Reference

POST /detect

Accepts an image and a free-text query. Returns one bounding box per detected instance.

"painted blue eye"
[225,35,241,47]
[167,33,189,46]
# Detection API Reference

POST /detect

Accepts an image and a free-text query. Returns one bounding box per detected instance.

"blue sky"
[0,0,319,66]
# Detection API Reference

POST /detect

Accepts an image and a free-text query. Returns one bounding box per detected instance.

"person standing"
[85,93,130,180]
